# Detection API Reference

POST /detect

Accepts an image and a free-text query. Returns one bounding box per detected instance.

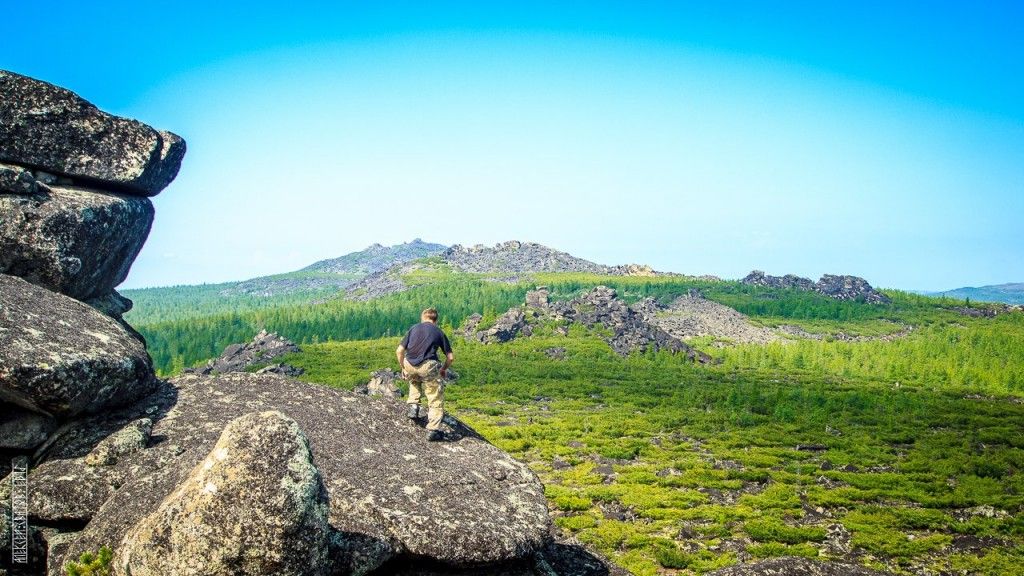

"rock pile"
[641,292,781,345]
[461,285,712,362]
[549,286,711,361]
[0,70,183,455]
[742,270,890,304]
[184,329,301,375]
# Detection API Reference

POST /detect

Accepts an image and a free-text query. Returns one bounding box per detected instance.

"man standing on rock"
[397,308,454,441]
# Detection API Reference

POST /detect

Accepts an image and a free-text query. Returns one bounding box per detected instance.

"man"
[397,307,454,441]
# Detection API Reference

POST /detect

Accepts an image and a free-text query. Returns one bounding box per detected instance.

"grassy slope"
[281,333,1024,576]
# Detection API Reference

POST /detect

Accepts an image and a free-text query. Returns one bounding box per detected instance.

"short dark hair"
[421,308,438,321]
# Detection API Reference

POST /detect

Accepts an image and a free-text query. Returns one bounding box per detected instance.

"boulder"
[0,185,154,301]
[185,329,300,375]
[116,411,331,576]
[0,407,55,450]
[706,557,893,576]
[0,274,154,418]
[0,162,45,195]
[358,368,403,399]
[54,374,551,573]
[0,71,185,196]
[525,287,549,310]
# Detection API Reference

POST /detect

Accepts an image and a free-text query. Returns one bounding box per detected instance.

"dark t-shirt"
[400,322,452,366]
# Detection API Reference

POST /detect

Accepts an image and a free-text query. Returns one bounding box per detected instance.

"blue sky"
[4,1,1022,290]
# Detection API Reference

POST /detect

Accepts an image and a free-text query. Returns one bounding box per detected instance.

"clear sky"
[4,1,1022,291]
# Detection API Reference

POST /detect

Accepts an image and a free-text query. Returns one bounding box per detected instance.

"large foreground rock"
[0,274,154,418]
[0,185,154,301]
[117,411,330,576]
[0,70,185,196]
[51,373,550,573]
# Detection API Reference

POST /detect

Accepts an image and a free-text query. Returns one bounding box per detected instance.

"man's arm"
[396,344,407,373]
[440,332,453,376]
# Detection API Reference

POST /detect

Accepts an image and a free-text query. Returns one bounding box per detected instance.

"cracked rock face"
[0,70,185,196]
[117,410,331,576]
[53,374,551,574]
[0,185,154,301]
[0,274,155,419]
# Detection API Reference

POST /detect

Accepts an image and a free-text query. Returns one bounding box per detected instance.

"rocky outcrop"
[116,411,331,576]
[742,270,890,304]
[550,286,712,361]
[461,285,711,362]
[40,373,551,574]
[0,274,155,420]
[185,329,300,375]
[303,239,448,275]
[442,241,662,277]
[0,71,185,196]
[464,307,533,344]
[0,185,154,302]
[706,557,893,576]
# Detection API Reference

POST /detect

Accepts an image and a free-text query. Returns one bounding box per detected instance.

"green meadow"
[134,273,1024,574]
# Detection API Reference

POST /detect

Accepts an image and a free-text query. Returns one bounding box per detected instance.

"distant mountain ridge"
[303,238,447,274]
[927,283,1024,305]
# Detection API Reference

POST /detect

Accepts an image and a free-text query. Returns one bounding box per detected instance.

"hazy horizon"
[4,2,1021,292]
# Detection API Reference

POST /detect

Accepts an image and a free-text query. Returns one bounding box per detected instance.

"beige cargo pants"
[403,358,445,431]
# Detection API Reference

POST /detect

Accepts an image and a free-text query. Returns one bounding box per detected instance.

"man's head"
[421,307,439,323]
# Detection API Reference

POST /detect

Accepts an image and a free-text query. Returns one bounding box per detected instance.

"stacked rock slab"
[0,70,183,458]
[35,374,552,575]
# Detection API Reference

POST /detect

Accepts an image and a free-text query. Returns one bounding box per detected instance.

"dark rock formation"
[742,270,890,304]
[706,557,893,575]
[464,307,532,344]
[116,411,331,576]
[44,373,551,573]
[0,274,155,419]
[185,329,300,375]
[0,185,154,301]
[0,71,185,196]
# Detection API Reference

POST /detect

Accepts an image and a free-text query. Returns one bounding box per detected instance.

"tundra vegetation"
[129,271,1024,575]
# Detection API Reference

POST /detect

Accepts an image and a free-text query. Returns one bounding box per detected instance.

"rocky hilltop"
[304,238,448,274]
[742,270,891,304]
[443,240,656,276]
[0,71,612,576]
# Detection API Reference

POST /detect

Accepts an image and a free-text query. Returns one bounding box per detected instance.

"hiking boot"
[406,404,420,419]
[427,430,444,442]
